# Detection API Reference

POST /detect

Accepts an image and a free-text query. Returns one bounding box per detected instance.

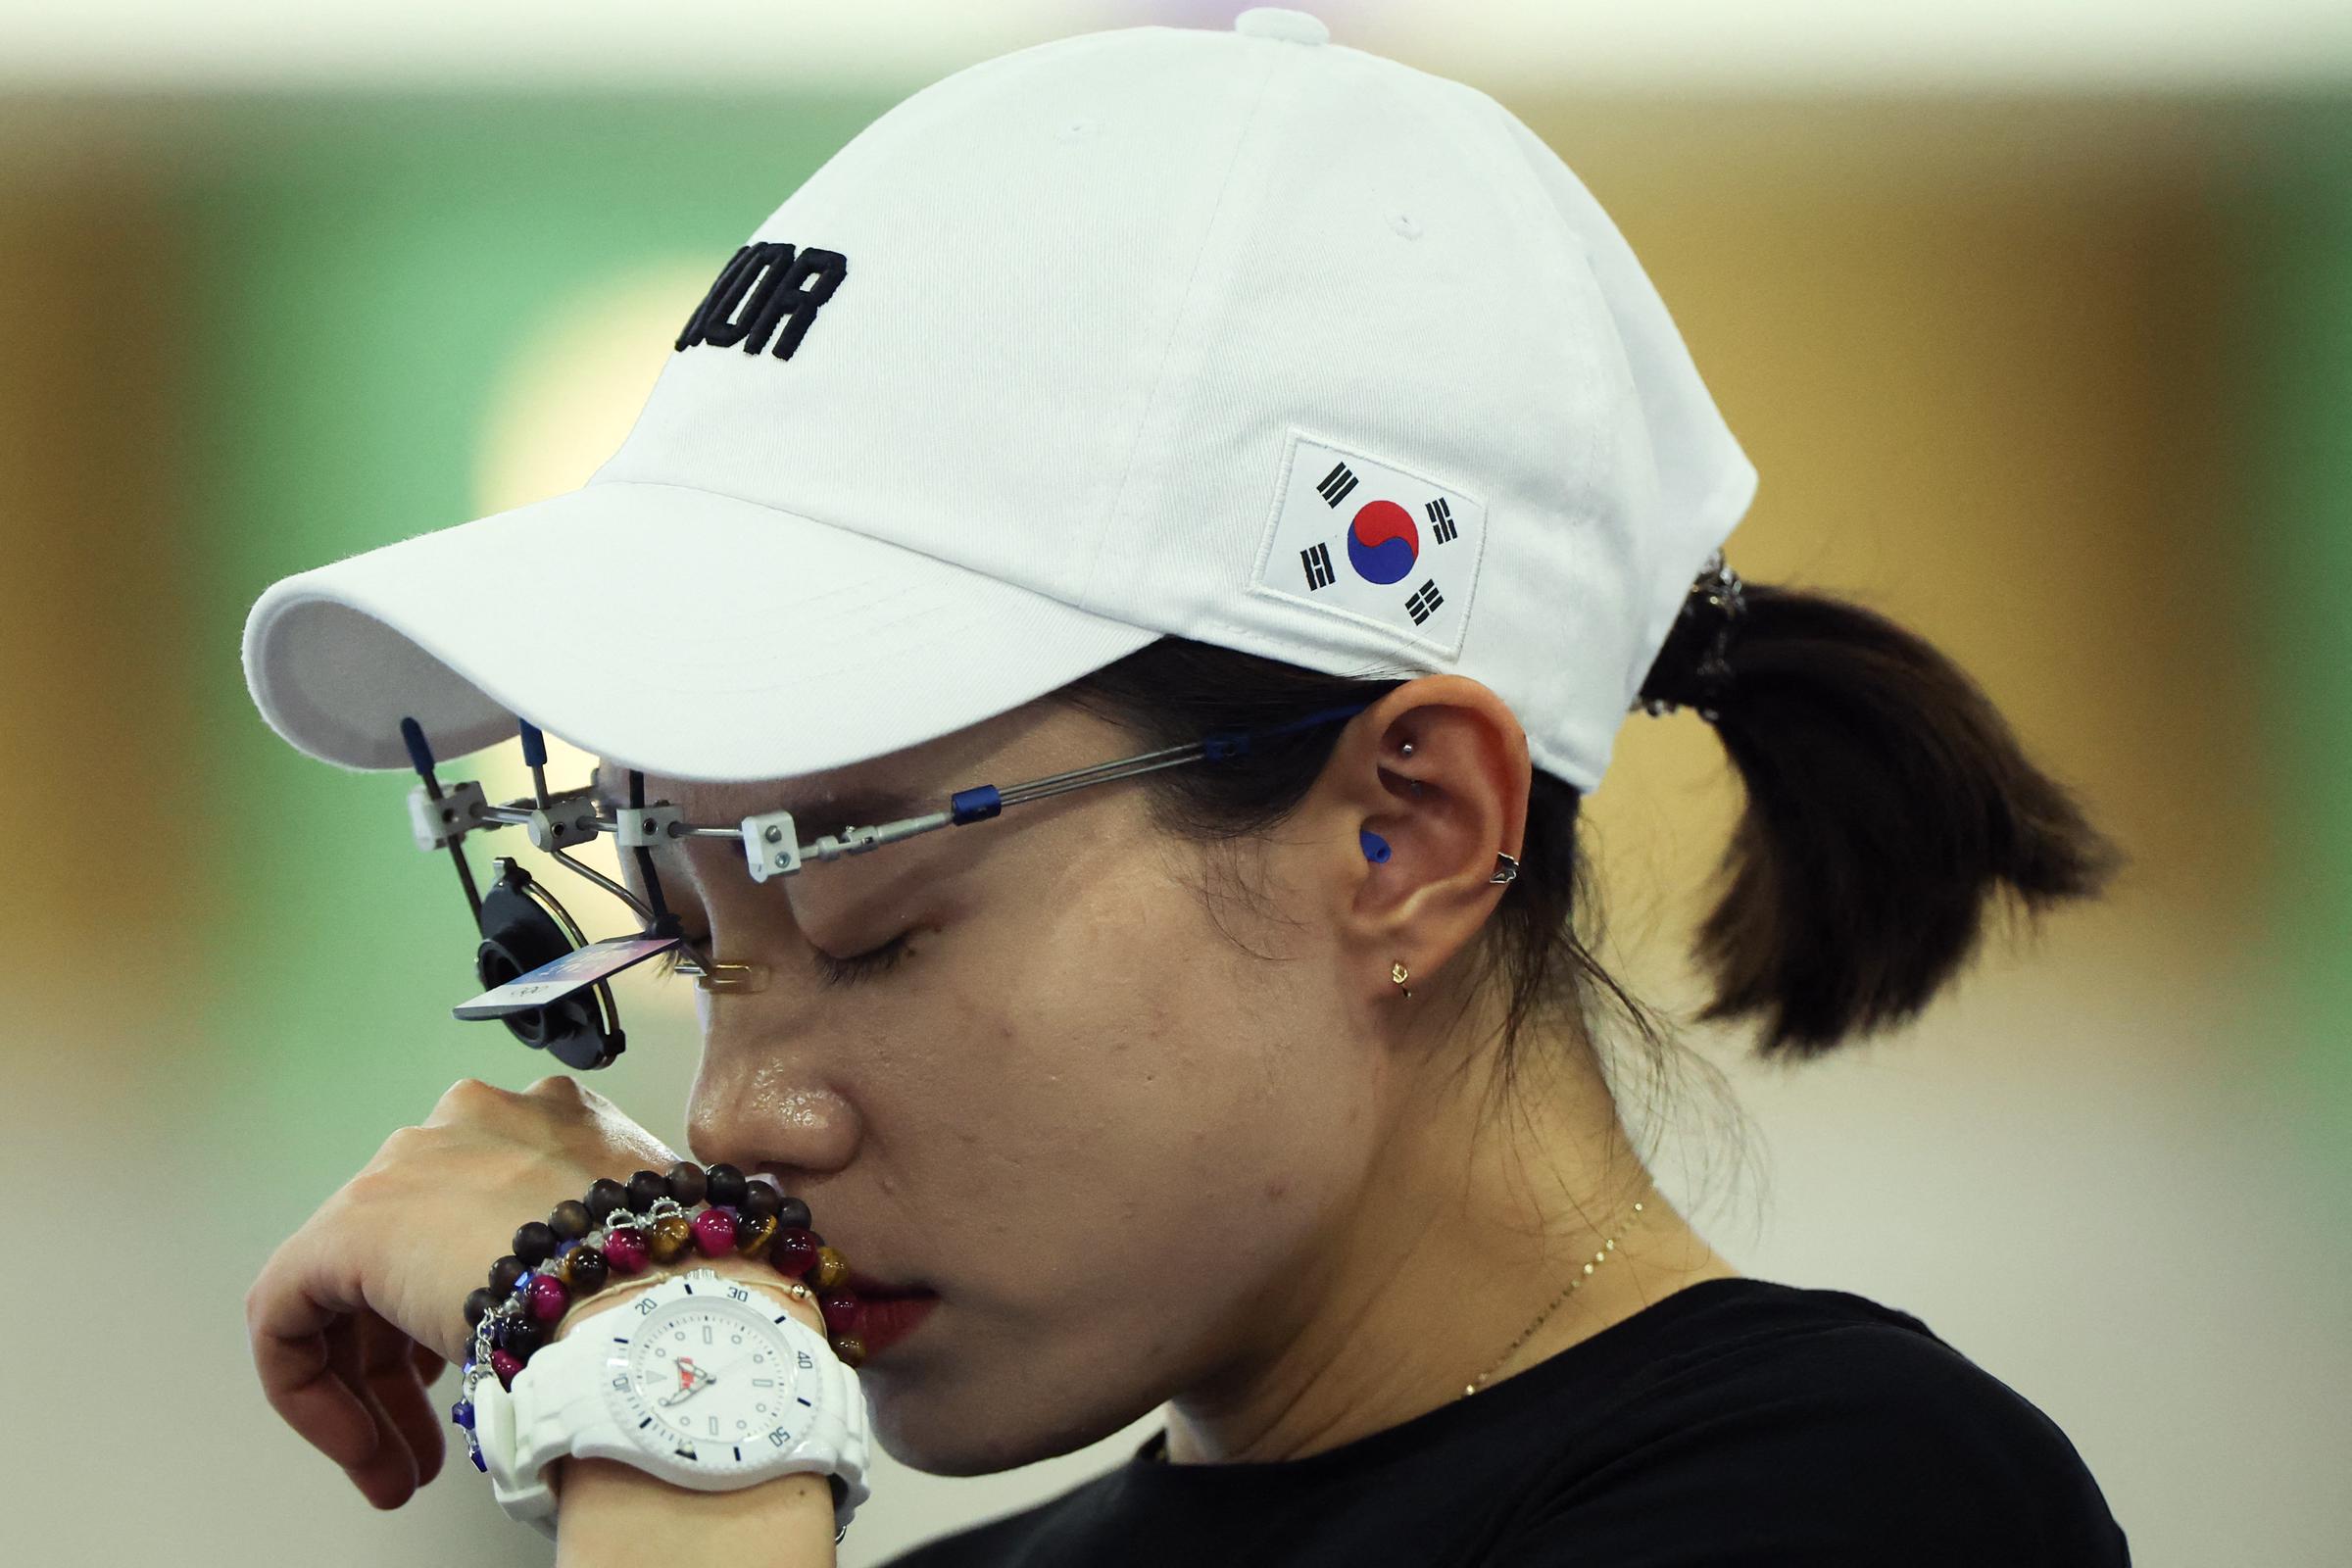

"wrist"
[553,1458,838,1568]
[546,1258,845,1568]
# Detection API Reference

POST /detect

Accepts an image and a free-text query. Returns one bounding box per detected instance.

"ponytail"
[1643,581,2126,1061]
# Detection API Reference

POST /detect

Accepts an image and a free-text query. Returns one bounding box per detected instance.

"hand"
[245,1073,685,1510]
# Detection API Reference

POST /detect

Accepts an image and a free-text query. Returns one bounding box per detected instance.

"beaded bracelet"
[448,1160,866,1476]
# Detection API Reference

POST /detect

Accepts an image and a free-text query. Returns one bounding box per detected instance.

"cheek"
[915,858,1376,1327]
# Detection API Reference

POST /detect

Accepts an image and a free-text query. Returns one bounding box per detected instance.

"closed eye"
[647,931,917,987]
[811,930,915,987]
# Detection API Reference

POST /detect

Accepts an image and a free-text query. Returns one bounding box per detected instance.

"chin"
[861,1365,1165,1477]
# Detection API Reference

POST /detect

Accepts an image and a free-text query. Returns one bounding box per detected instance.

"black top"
[876,1276,2131,1567]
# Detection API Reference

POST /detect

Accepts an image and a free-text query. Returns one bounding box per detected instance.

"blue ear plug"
[1360,828,1391,863]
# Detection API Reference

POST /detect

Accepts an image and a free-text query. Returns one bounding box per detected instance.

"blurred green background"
[3,5,2348,1564]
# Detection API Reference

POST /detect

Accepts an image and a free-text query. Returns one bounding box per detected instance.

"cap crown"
[594,10,1753,791]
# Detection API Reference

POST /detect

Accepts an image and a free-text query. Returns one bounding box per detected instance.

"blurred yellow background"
[3,5,2347,1564]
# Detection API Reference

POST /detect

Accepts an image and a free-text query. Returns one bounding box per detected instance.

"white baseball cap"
[240,6,1756,796]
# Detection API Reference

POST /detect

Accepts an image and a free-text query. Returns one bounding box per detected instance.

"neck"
[1158,1013,1739,1466]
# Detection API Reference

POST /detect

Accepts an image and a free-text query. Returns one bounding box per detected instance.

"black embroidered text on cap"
[676,241,849,360]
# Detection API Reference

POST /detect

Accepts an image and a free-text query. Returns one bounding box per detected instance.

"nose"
[685,1042,862,1180]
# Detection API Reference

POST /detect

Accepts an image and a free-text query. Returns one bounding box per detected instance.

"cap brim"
[241,478,1165,781]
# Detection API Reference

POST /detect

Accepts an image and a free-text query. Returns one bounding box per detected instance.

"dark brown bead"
[463,1288,498,1328]
[489,1253,527,1295]
[625,1169,671,1211]
[585,1177,631,1223]
[738,1181,781,1225]
[705,1162,748,1207]
[548,1200,592,1242]
[772,1195,811,1233]
[513,1220,557,1267]
[498,1315,546,1358]
[565,1246,609,1295]
[664,1161,708,1207]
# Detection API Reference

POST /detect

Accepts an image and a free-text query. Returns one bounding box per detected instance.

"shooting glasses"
[401,701,1379,1072]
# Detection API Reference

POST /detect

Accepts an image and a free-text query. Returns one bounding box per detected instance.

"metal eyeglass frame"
[397,700,1379,1072]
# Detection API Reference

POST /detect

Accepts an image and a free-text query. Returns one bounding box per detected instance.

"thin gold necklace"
[1149,1186,1656,1461]
[1459,1185,1652,1398]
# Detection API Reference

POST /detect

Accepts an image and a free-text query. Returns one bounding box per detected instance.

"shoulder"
[1498,1281,2131,1566]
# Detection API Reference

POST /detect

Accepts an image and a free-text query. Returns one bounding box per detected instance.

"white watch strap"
[485,1324,597,1541]
[482,1275,874,1543]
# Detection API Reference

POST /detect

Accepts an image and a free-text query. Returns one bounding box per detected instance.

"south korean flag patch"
[1248,432,1488,660]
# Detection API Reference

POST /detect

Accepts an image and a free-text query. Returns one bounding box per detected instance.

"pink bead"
[690,1205,738,1257]
[527,1273,570,1323]
[819,1289,860,1335]
[603,1227,651,1276]
[491,1349,523,1391]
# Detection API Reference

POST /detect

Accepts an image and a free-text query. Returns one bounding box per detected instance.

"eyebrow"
[591,768,935,834]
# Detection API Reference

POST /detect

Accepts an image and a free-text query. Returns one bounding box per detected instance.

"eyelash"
[811,930,915,987]
[648,932,916,987]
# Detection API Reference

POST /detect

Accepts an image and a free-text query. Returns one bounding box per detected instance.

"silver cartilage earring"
[1399,740,1426,795]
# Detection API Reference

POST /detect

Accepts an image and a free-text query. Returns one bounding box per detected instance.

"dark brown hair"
[1047,576,2125,1123]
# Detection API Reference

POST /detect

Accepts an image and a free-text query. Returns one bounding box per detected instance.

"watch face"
[599,1279,829,1476]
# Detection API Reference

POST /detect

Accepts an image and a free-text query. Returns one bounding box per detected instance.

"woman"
[240,9,2132,1564]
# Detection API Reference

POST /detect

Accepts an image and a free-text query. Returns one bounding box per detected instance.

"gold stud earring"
[1391,960,1412,999]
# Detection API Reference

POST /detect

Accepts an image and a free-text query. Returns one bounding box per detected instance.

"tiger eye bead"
[648,1212,694,1263]
[830,1334,866,1369]
[626,1169,671,1212]
[809,1246,849,1291]
[734,1212,778,1258]
[549,1200,592,1242]
[565,1246,610,1296]
[664,1161,708,1207]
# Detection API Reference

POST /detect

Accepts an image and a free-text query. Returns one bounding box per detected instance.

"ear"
[1293,674,1530,1004]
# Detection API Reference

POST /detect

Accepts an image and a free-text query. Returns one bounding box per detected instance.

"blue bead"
[451,1399,474,1430]
[469,1446,487,1473]
[514,1269,538,1297]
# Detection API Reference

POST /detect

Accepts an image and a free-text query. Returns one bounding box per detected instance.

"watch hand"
[657,1355,718,1407]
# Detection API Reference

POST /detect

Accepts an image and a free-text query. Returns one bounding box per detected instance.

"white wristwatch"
[472,1264,872,1543]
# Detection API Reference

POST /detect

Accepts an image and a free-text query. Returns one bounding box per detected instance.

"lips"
[845,1270,933,1298]
[854,1291,940,1356]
